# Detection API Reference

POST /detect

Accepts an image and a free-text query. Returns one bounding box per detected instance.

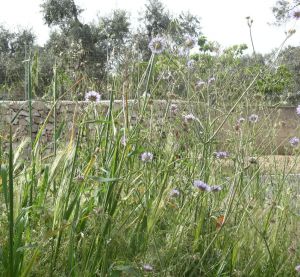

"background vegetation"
[0,0,299,103]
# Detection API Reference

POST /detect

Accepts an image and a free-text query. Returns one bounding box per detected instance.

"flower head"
[214,151,229,159]
[208,77,215,84]
[289,137,299,147]
[184,35,196,49]
[194,180,211,192]
[237,117,245,124]
[293,10,300,20]
[248,114,258,123]
[143,264,154,272]
[249,156,258,164]
[148,36,166,54]
[296,105,300,115]
[183,113,196,123]
[187,60,195,69]
[141,152,154,162]
[162,70,172,80]
[178,47,189,57]
[211,185,222,192]
[196,80,206,89]
[295,264,300,272]
[121,135,127,146]
[85,91,101,102]
[76,175,85,182]
[170,188,180,197]
[170,104,178,114]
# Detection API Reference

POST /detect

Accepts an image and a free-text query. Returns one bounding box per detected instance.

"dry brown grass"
[258,155,300,174]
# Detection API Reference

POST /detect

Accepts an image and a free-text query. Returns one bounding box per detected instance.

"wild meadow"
[0,30,300,277]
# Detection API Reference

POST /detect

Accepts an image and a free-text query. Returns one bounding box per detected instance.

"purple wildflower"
[237,117,245,124]
[248,114,258,123]
[187,60,195,69]
[293,10,300,20]
[170,104,178,114]
[121,135,127,146]
[85,91,101,102]
[76,175,84,182]
[143,264,154,272]
[184,35,196,49]
[178,47,189,57]
[162,70,172,80]
[170,189,180,197]
[289,137,300,147]
[148,36,166,54]
[210,185,222,192]
[249,156,258,164]
[196,80,206,89]
[194,180,222,193]
[194,180,211,192]
[214,151,229,159]
[141,152,153,162]
[295,264,300,272]
[296,105,300,115]
[208,77,215,84]
[183,113,196,123]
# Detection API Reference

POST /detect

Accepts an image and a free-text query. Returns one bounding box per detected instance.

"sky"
[0,0,299,54]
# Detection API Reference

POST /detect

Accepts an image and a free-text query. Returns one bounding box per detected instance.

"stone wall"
[0,100,120,148]
[0,101,299,154]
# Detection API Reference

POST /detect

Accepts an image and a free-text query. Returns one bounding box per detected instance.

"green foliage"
[41,0,82,27]
[0,26,35,99]
[198,36,220,53]
[255,65,293,98]
[143,0,172,38]
[272,0,300,25]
